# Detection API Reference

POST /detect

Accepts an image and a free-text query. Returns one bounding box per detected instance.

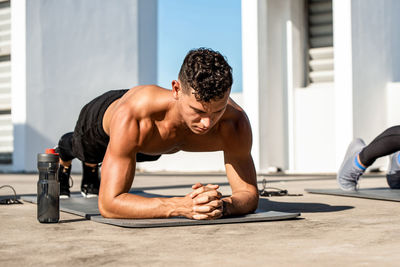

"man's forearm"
[99,193,187,219]
[222,191,259,217]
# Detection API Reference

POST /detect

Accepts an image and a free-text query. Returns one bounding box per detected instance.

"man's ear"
[172,80,181,100]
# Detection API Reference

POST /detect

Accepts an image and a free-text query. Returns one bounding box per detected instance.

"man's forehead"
[190,94,229,111]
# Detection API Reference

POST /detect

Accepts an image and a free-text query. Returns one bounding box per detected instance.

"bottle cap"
[45,148,59,155]
[38,148,59,162]
[38,153,59,162]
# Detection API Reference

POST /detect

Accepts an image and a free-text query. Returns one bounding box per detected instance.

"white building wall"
[294,85,336,172]
[392,1,400,83]
[242,0,400,173]
[12,0,157,172]
[387,83,400,126]
[351,0,394,141]
[297,0,400,172]
[336,0,400,170]
[9,0,400,173]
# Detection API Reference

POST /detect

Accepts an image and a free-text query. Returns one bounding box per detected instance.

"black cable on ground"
[259,178,303,197]
[0,185,23,205]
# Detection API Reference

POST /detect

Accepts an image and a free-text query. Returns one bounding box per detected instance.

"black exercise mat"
[21,191,153,219]
[21,194,300,228]
[305,187,400,202]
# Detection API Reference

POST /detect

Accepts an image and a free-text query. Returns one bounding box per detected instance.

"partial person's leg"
[338,126,400,191]
[360,125,400,189]
[56,132,75,198]
[359,125,400,166]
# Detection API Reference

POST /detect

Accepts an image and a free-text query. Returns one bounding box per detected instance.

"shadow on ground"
[258,197,353,213]
[129,191,354,214]
[59,218,87,224]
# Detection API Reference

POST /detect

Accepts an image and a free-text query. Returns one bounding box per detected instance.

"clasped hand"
[185,183,223,220]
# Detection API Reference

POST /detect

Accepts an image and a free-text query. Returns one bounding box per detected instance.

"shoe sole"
[81,192,98,198]
[60,195,70,199]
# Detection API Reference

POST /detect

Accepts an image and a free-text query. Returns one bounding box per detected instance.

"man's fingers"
[194,195,209,204]
[193,190,222,204]
[193,194,220,205]
[190,186,205,198]
[192,209,223,220]
[190,184,220,198]
[193,191,222,204]
[210,199,223,208]
[206,184,219,189]
[192,214,208,220]
[193,200,222,213]
[193,205,212,213]
[190,185,220,199]
[210,208,223,219]
[192,183,203,190]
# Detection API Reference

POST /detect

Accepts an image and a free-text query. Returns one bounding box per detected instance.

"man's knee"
[56,132,75,162]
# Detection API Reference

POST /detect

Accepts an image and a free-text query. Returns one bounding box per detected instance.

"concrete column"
[11,0,27,171]
[333,0,354,168]
[333,0,400,169]
[242,0,305,172]
[241,0,263,171]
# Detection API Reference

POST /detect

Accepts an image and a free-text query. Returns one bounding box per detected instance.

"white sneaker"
[337,138,366,191]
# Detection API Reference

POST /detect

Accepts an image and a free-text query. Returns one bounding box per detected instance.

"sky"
[157,0,242,93]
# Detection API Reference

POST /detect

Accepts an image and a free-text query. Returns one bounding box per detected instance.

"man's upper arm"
[100,106,141,199]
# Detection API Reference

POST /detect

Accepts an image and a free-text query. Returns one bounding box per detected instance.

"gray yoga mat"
[21,194,300,228]
[21,191,157,219]
[305,187,400,202]
[89,211,299,228]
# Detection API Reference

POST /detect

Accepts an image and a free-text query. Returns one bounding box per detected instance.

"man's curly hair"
[178,48,233,102]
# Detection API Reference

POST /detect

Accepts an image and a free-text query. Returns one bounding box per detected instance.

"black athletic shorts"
[59,89,161,164]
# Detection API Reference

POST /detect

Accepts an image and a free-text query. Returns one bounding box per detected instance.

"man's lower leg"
[59,159,72,198]
[81,162,100,198]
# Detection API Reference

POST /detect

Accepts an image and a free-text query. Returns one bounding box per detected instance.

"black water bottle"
[37,149,60,223]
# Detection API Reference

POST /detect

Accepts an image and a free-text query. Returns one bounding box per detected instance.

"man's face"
[176,83,230,135]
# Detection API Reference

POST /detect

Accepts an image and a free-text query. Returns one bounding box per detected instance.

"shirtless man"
[56,48,259,220]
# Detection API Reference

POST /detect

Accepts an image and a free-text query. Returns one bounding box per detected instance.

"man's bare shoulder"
[218,98,252,152]
[104,85,172,138]
[121,85,172,118]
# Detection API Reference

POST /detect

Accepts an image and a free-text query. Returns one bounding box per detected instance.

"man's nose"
[200,117,211,128]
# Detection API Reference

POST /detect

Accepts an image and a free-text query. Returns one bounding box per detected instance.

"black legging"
[359,125,400,167]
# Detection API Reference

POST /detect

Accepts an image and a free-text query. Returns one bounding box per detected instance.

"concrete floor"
[1,173,400,266]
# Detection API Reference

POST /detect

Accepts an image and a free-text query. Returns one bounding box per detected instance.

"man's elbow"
[98,195,117,218]
[248,192,259,213]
